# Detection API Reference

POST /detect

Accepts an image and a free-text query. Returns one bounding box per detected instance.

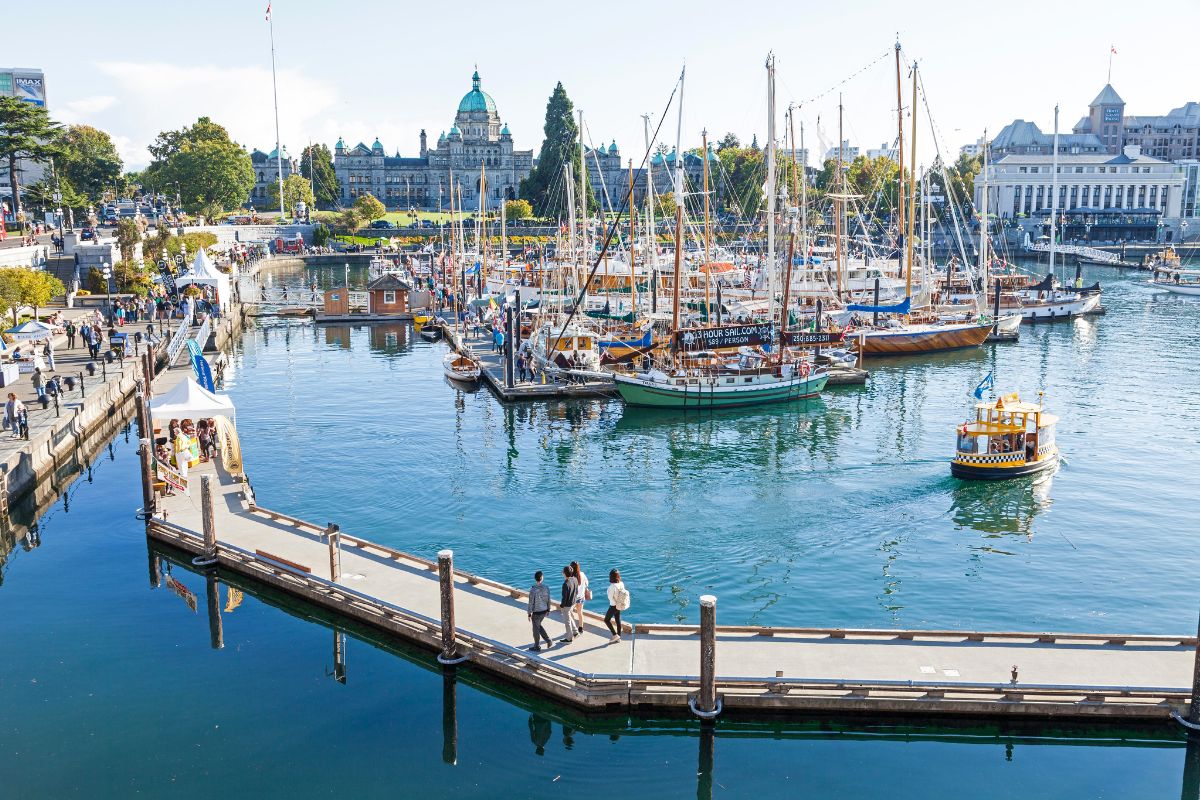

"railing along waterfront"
[165,319,192,366]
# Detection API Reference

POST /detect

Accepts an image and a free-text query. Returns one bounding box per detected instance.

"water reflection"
[950,474,1054,540]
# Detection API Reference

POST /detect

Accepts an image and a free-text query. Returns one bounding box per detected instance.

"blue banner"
[186,340,215,392]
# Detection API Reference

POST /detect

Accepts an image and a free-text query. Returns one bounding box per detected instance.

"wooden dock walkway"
[143,361,1198,722]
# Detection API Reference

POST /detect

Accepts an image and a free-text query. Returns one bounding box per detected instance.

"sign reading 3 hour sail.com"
[675,323,773,351]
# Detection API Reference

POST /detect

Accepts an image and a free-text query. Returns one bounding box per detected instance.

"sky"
[9,0,1198,173]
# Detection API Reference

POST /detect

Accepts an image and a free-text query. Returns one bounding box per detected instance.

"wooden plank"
[254,549,312,574]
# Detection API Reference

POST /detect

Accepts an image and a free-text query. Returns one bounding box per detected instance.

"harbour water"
[2,260,1198,797]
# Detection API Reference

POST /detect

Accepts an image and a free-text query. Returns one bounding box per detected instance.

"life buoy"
[799,362,811,378]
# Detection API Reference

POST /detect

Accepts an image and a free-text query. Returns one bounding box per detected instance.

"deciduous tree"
[143,117,254,218]
[353,193,385,222]
[504,198,532,220]
[268,174,316,215]
[59,124,123,204]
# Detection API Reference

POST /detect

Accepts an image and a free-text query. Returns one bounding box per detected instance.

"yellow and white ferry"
[951,391,1059,480]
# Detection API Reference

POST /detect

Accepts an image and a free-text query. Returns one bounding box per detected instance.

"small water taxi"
[951,391,1059,480]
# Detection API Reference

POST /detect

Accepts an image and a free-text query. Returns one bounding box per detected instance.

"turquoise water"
[2,260,1199,797]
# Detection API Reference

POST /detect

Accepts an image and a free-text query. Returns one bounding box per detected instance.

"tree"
[353,193,385,222]
[846,155,901,221]
[115,218,142,263]
[267,174,316,215]
[717,132,741,152]
[337,208,363,232]
[143,117,254,218]
[716,145,765,218]
[312,223,331,247]
[519,82,594,218]
[504,198,532,220]
[0,97,61,232]
[0,268,65,323]
[59,124,123,204]
[299,144,339,208]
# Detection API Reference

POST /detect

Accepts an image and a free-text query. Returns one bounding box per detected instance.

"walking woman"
[570,561,589,637]
[605,569,630,643]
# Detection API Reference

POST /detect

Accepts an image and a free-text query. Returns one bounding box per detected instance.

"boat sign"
[782,331,846,346]
[676,323,774,351]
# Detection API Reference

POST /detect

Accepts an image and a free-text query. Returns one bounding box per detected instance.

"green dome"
[457,70,497,115]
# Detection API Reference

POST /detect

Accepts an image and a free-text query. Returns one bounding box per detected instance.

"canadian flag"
[265,3,271,21]
[1110,45,1117,54]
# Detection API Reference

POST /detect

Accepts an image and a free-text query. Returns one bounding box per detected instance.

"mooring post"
[437,549,463,664]
[138,437,156,519]
[200,474,216,559]
[857,331,866,370]
[327,523,341,581]
[698,594,718,715]
[142,350,154,398]
[1189,610,1200,726]
[135,387,148,440]
[205,573,224,649]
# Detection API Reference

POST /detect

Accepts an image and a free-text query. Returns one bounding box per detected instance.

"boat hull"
[951,453,1059,481]
[859,322,993,356]
[614,372,828,409]
[1151,281,1200,296]
[1019,292,1101,320]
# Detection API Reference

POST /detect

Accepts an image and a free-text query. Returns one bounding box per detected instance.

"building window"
[384,291,396,304]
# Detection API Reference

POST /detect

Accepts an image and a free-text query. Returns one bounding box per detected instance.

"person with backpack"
[559,565,578,643]
[605,569,630,644]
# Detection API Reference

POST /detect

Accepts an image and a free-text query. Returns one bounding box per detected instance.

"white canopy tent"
[148,377,236,421]
[174,250,231,312]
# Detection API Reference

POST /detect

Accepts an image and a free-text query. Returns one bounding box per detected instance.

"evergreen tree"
[519,82,594,219]
[300,143,340,209]
[0,97,61,232]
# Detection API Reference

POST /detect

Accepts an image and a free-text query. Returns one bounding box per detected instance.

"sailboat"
[848,53,994,356]
[613,58,828,409]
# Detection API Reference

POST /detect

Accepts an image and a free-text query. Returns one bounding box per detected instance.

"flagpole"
[268,6,285,220]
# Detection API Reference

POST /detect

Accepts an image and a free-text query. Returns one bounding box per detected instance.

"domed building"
[333,70,534,211]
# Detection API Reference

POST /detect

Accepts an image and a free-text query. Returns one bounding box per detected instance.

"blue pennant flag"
[973,371,994,400]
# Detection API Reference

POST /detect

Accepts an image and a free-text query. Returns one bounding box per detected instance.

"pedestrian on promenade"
[4,393,24,438]
[559,566,578,643]
[32,368,45,400]
[43,341,55,371]
[66,321,76,349]
[526,571,553,652]
[570,561,589,637]
[494,327,504,354]
[605,569,630,643]
[115,302,125,327]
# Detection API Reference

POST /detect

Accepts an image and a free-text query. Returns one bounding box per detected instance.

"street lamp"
[101,261,113,322]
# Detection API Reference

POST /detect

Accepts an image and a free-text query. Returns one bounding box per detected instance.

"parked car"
[420,219,434,229]
[369,220,395,229]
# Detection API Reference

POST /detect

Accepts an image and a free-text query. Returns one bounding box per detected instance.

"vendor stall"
[175,250,232,313]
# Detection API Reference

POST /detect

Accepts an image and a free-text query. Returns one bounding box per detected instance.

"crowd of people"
[155,417,220,490]
[525,561,631,651]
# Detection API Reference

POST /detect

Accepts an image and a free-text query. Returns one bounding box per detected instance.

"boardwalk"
[146,355,1198,721]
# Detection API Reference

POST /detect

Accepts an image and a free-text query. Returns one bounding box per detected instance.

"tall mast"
[905,61,918,300]
[578,109,587,264]
[670,67,686,362]
[642,113,655,271]
[628,158,637,314]
[1050,103,1059,280]
[799,120,809,288]
[702,128,711,320]
[780,105,799,348]
[979,130,989,282]
[834,95,844,300]
[766,54,777,327]
[894,40,905,282]
[480,163,488,292]
[500,182,507,267]
[268,5,285,219]
[564,163,576,261]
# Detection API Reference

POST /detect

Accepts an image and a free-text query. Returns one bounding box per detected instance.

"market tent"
[6,320,56,341]
[148,377,236,421]
[175,250,231,311]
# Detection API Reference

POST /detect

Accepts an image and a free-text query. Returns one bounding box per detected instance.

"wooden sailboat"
[613,58,828,409]
[851,52,993,356]
[443,352,480,383]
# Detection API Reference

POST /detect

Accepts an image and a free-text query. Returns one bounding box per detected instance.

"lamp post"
[102,262,113,322]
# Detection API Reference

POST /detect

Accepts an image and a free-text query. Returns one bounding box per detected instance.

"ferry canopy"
[149,377,236,421]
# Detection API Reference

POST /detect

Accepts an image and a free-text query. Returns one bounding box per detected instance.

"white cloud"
[56,96,117,123]
[91,60,343,168]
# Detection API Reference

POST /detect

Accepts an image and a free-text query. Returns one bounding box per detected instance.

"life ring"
[799,362,811,379]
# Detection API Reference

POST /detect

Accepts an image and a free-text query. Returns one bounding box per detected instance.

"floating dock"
[142,364,1198,723]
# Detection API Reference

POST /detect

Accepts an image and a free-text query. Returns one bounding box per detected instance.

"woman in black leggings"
[604,569,627,643]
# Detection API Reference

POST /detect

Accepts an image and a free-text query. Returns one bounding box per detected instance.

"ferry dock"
[442,324,867,403]
[140,361,1200,724]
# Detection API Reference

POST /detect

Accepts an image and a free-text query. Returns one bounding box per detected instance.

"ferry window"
[957,433,977,453]
[726,378,735,384]
[744,377,754,383]
[687,379,698,385]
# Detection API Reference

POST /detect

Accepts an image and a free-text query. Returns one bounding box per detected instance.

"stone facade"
[333,71,533,211]
[248,147,298,209]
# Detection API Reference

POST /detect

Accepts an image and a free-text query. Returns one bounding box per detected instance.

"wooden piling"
[200,475,216,558]
[698,594,718,714]
[438,549,459,663]
[135,387,148,440]
[205,573,224,650]
[138,437,156,519]
[142,351,154,398]
[1189,610,1200,725]
[328,526,341,581]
